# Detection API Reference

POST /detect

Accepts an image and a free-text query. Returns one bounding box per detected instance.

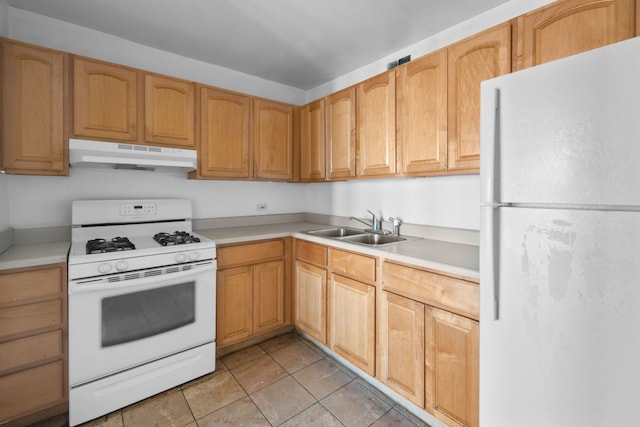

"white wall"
[0,1,8,37]
[0,174,9,230]
[7,168,307,228]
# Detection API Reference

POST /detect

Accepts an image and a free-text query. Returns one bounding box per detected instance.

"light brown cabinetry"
[1,40,67,175]
[447,22,512,172]
[144,74,195,148]
[216,239,290,348]
[253,98,293,180]
[397,49,448,174]
[380,260,479,427]
[294,240,328,343]
[326,87,357,180]
[517,0,636,70]
[73,58,139,141]
[327,248,376,376]
[0,263,68,426]
[300,99,326,181]
[198,87,251,178]
[356,70,396,177]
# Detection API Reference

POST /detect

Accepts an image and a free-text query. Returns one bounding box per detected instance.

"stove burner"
[153,231,201,246]
[86,237,136,254]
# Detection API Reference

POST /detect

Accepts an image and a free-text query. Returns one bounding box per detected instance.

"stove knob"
[116,261,129,271]
[189,252,200,261]
[98,263,112,274]
[176,253,187,263]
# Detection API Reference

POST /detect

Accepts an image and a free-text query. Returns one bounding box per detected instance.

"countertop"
[198,221,479,281]
[0,241,70,271]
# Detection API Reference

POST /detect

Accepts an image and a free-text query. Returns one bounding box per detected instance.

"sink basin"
[340,233,407,246]
[305,227,368,238]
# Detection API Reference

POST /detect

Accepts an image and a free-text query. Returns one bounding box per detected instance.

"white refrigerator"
[479,37,640,426]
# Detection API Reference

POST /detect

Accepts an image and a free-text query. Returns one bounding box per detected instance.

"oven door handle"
[69,262,215,295]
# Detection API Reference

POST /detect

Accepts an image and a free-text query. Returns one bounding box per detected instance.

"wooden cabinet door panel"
[217,239,285,268]
[356,70,396,176]
[0,300,62,340]
[329,248,376,284]
[216,266,253,346]
[518,0,636,70]
[328,274,375,376]
[144,74,195,148]
[295,240,327,267]
[448,23,511,171]
[397,49,448,174]
[199,87,251,178]
[300,99,326,181]
[425,307,479,427]
[2,42,66,175]
[326,87,357,180]
[378,291,425,407]
[0,330,62,374]
[73,58,138,141]
[0,267,62,305]
[253,260,285,335]
[294,261,327,343]
[253,99,293,180]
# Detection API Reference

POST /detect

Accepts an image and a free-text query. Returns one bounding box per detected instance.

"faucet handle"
[367,210,380,231]
[388,217,402,235]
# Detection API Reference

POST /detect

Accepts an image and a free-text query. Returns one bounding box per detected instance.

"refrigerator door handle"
[481,88,501,204]
[483,205,501,320]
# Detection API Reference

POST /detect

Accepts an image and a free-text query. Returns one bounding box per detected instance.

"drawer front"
[329,248,376,283]
[382,261,479,320]
[0,267,62,305]
[0,361,65,422]
[217,239,285,268]
[0,300,62,339]
[295,240,327,266]
[0,330,62,374]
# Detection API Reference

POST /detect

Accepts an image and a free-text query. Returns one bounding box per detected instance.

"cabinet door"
[328,274,375,376]
[517,0,635,70]
[253,98,293,180]
[294,261,327,343]
[378,291,425,407]
[300,99,326,181]
[216,266,253,347]
[397,49,447,174]
[253,260,285,335]
[73,58,138,141]
[326,87,356,180]
[1,41,66,175]
[199,87,251,178]
[425,307,479,427]
[447,23,511,171]
[144,74,195,148]
[356,70,396,176]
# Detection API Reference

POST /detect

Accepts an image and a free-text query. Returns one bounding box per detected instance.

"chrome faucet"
[349,209,382,231]
[388,216,402,236]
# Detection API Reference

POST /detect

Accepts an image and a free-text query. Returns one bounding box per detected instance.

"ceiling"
[7,0,510,90]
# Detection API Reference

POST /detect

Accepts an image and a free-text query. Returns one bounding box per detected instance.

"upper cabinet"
[326,87,357,180]
[73,58,139,141]
[198,86,251,179]
[253,98,293,181]
[357,70,396,177]
[396,49,448,175]
[447,22,512,171]
[144,74,195,148]
[517,0,636,70]
[1,40,67,175]
[300,98,326,182]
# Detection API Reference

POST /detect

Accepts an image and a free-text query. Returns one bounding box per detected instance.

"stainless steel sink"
[340,233,407,246]
[305,227,368,238]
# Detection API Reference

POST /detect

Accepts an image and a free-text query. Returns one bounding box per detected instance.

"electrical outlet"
[257,203,268,211]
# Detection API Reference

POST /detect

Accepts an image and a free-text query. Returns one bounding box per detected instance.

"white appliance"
[68,199,216,426]
[480,37,640,427]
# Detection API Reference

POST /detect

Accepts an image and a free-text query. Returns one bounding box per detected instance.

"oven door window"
[102,281,195,347]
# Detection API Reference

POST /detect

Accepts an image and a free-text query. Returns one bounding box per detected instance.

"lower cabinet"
[216,239,290,349]
[294,240,328,343]
[0,263,68,426]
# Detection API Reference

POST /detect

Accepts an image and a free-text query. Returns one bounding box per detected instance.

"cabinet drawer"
[382,261,479,320]
[0,300,62,339]
[0,361,65,422]
[217,239,284,268]
[0,330,62,374]
[0,267,62,305]
[329,248,376,283]
[295,240,327,266]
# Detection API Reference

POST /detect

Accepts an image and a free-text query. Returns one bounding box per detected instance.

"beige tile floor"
[34,332,430,427]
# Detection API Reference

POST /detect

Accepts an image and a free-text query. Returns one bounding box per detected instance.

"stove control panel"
[120,203,156,216]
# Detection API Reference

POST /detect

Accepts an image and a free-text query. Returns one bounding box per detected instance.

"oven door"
[69,261,216,386]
